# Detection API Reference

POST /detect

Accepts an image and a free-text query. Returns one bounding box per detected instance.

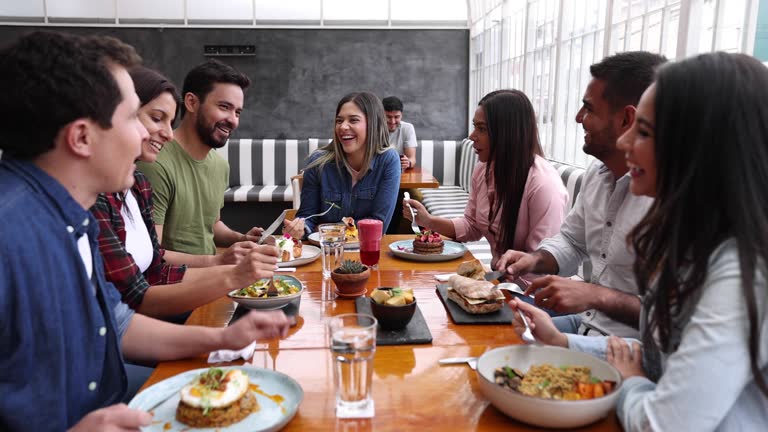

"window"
[470,0,758,167]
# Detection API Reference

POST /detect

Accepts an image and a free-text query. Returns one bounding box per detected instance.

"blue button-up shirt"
[0,159,133,430]
[298,149,401,233]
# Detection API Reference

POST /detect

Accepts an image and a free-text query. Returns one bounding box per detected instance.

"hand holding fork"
[403,192,434,235]
[283,201,339,238]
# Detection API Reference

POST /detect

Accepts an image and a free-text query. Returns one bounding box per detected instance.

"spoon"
[518,310,536,344]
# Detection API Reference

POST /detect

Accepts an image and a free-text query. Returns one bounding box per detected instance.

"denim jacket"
[298,148,401,233]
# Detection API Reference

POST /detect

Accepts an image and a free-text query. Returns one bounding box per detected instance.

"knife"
[483,270,505,283]
[258,209,289,244]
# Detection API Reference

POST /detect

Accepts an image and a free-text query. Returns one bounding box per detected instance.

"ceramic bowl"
[368,287,416,330]
[476,345,622,429]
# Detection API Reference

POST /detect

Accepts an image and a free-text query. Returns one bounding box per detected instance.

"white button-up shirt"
[538,160,652,337]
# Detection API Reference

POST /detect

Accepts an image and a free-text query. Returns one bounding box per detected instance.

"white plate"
[306,232,360,250]
[129,366,303,432]
[278,244,321,267]
[388,240,467,262]
[228,275,303,310]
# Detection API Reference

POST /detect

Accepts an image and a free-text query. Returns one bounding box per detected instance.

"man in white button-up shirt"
[497,51,666,338]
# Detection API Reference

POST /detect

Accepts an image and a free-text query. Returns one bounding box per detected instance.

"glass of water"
[328,313,377,418]
[318,223,346,278]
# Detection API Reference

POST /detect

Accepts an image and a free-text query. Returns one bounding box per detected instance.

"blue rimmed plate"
[388,240,467,262]
[129,366,303,432]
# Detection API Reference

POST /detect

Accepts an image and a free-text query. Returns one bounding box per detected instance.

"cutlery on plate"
[403,191,421,235]
[439,357,477,370]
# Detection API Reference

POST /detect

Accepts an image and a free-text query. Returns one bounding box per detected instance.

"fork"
[304,202,337,221]
[403,191,421,234]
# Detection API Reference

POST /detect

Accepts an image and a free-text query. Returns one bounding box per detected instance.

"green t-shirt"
[137,140,229,255]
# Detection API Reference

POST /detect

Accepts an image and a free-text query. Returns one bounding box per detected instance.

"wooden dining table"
[140,235,622,431]
[399,166,439,189]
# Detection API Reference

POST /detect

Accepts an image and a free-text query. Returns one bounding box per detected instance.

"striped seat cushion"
[549,161,586,209]
[216,138,334,203]
[414,139,465,186]
[223,185,293,203]
[420,186,470,218]
[216,139,311,188]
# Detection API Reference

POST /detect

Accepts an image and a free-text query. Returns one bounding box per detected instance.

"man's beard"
[196,115,233,149]
[582,127,618,160]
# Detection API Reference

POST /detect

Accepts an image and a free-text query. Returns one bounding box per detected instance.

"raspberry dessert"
[412,230,444,255]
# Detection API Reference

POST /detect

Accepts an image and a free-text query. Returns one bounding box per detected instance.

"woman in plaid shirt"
[91,66,277,318]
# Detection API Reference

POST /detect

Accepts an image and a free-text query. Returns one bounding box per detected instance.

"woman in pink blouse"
[403,90,567,272]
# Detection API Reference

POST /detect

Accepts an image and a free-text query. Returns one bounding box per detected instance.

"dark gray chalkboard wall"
[0,26,469,140]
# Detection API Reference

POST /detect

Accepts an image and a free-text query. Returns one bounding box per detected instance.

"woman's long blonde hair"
[306,91,392,174]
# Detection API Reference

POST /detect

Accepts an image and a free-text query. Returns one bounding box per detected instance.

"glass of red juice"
[357,219,383,268]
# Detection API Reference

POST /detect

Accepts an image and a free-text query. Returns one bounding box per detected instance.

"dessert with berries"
[412,230,444,255]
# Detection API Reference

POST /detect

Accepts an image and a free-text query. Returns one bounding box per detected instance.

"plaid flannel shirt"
[91,169,186,309]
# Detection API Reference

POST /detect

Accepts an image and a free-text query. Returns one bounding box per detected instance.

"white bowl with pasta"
[476,345,623,429]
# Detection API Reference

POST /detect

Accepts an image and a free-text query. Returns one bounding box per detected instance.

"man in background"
[139,60,265,260]
[383,96,418,171]
[383,96,421,233]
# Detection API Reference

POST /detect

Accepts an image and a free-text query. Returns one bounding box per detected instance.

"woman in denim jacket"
[286,92,401,237]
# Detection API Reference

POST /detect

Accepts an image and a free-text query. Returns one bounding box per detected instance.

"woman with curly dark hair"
[510,52,768,430]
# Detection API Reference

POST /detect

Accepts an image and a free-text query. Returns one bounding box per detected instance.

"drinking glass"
[328,313,377,418]
[319,223,346,278]
[357,219,383,268]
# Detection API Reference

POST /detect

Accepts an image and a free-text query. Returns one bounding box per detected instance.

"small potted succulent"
[331,259,371,297]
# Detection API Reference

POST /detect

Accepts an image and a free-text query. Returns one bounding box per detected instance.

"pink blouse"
[452,155,568,262]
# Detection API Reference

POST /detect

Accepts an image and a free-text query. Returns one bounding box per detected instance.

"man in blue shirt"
[0,31,291,431]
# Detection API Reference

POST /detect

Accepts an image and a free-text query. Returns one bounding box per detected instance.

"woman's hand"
[606,336,645,379]
[508,298,568,347]
[283,217,305,240]
[402,198,431,227]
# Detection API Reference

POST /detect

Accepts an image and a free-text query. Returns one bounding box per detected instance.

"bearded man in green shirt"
[139,60,263,259]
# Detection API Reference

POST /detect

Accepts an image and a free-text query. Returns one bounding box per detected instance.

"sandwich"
[446,274,505,314]
[456,259,485,280]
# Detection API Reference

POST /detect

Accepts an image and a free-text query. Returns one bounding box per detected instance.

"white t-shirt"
[122,190,154,273]
[388,120,418,154]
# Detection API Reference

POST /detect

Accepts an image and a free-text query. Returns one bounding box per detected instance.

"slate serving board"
[228,296,302,326]
[355,298,433,345]
[435,284,513,324]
